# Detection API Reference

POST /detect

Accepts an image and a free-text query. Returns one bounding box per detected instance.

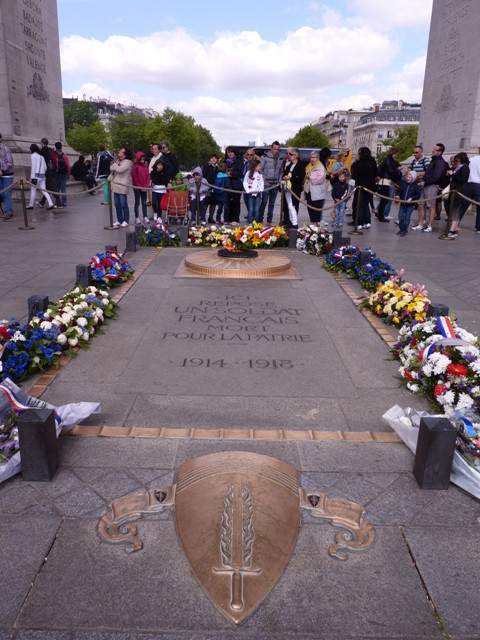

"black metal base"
[217,248,258,259]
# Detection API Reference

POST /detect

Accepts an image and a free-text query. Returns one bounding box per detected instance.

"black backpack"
[56,152,68,175]
[437,159,450,190]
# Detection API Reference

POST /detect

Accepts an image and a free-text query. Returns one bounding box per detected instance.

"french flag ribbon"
[436,316,456,339]
[0,383,61,425]
[258,226,274,239]
[418,344,436,362]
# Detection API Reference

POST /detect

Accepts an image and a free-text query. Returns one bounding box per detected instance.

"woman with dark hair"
[27,143,54,209]
[349,147,378,229]
[282,147,306,228]
[441,152,470,239]
[376,147,400,222]
[109,147,133,227]
[224,146,244,223]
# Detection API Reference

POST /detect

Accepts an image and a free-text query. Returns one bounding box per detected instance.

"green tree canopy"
[64,100,99,133]
[65,121,107,157]
[284,125,330,149]
[377,125,419,162]
[109,113,150,156]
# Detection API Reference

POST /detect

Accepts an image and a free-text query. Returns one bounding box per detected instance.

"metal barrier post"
[18,179,35,230]
[104,181,116,230]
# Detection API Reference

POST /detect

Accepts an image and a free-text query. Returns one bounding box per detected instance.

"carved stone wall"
[0,0,65,173]
[418,0,480,154]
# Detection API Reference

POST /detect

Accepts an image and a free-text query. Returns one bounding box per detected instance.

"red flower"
[446,363,469,378]
[434,383,448,397]
[410,336,417,347]
[403,369,415,382]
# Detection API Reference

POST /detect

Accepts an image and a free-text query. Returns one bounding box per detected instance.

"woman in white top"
[27,144,54,209]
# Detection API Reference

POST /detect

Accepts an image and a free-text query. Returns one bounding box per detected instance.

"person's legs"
[114,192,123,223]
[0,176,14,216]
[134,190,141,218]
[267,188,278,223]
[376,184,389,221]
[253,195,262,222]
[38,179,53,207]
[140,191,147,218]
[259,188,269,222]
[55,174,67,205]
[245,194,254,224]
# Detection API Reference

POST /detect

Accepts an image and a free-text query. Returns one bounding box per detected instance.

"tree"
[64,100,99,133]
[284,125,330,149]
[377,125,419,162]
[109,113,150,155]
[65,121,107,157]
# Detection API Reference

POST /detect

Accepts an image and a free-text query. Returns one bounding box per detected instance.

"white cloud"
[60,25,395,94]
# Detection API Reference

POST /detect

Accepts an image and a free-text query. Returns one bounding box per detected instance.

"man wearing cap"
[0,133,14,220]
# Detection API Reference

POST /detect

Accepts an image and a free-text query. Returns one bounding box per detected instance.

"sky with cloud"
[58,0,433,147]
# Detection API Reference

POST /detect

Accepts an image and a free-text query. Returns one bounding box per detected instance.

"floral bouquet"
[1,286,117,383]
[323,244,361,276]
[89,250,134,288]
[137,223,180,247]
[188,222,288,250]
[394,315,480,415]
[356,254,395,292]
[224,222,288,250]
[296,224,332,255]
[188,224,230,247]
[363,274,430,326]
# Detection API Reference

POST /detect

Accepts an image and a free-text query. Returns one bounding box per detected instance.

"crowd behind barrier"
[2,140,480,237]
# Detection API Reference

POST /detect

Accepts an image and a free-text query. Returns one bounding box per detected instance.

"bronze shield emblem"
[174,451,301,624]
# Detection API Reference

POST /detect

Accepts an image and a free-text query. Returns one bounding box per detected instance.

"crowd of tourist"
[1,134,480,240]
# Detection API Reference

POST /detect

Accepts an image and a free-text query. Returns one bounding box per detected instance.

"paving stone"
[403,526,480,638]
[0,516,61,627]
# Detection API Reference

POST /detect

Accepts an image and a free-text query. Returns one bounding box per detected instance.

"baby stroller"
[166,190,190,226]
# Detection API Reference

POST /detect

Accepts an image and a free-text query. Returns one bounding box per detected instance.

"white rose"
[68,337,78,347]
[77,317,88,327]
[57,333,67,345]
[81,332,90,341]
[40,321,52,331]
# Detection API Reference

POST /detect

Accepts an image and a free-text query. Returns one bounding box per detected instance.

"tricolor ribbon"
[258,226,274,239]
[0,383,61,425]
[436,316,456,339]
[418,316,471,362]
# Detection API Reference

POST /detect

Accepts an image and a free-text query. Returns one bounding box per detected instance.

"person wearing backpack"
[376,147,401,222]
[213,162,231,224]
[38,138,62,208]
[303,150,326,223]
[413,143,449,233]
[51,142,70,207]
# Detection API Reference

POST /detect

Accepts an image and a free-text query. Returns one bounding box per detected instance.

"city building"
[312,108,372,150]
[352,100,421,156]
[63,97,159,130]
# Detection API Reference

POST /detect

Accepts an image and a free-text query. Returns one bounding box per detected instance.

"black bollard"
[288,228,298,248]
[332,229,343,248]
[28,295,49,321]
[17,409,59,481]
[359,250,371,266]
[126,231,137,252]
[427,303,450,318]
[179,225,189,246]
[76,264,92,288]
[413,416,457,489]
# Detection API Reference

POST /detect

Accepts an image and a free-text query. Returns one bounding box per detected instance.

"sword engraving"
[214,478,261,611]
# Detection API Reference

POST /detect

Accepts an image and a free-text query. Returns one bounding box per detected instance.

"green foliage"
[378,125,419,162]
[66,121,108,157]
[284,125,330,149]
[109,113,150,155]
[64,100,99,132]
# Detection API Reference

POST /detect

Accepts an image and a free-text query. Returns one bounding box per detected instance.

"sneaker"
[46,205,54,210]
[121,221,129,227]
[422,226,432,233]
[476,230,480,234]
[448,231,458,238]
[143,217,150,224]
[36,201,44,208]
[112,221,121,228]
[363,223,371,229]
[357,225,363,229]
[399,231,407,237]
[153,214,158,221]
[411,225,423,230]
[135,217,141,224]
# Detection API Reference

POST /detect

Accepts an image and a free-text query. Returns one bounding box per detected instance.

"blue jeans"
[114,193,129,224]
[0,175,13,215]
[191,198,205,223]
[398,203,414,233]
[334,201,346,225]
[55,173,68,205]
[245,194,261,223]
[259,182,278,222]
